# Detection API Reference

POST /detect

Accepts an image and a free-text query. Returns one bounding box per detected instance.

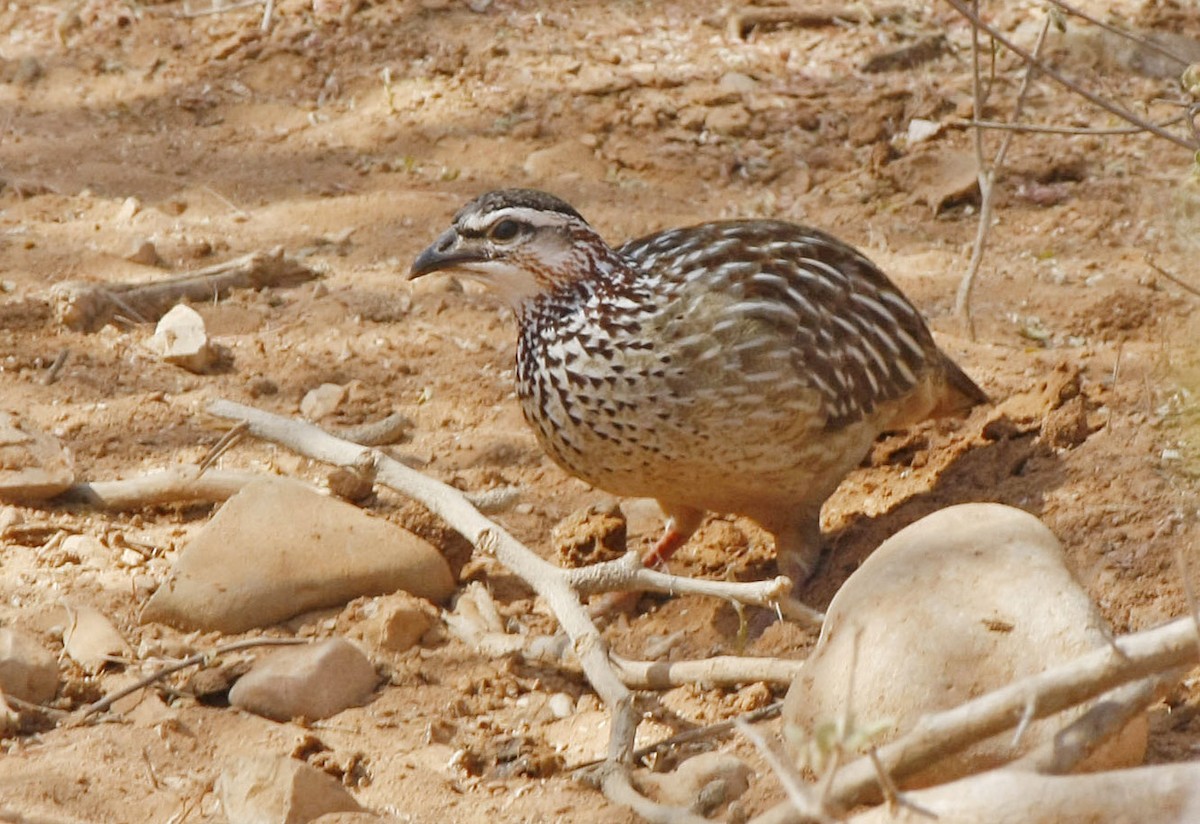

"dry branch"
[207,398,821,820]
[943,0,1198,151]
[77,637,308,719]
[750,615,1199,823]
[54,466,268,510]
[208,399,641,764]
[727,3,905,39]
[446,586,806,687]
[49,247,319,332]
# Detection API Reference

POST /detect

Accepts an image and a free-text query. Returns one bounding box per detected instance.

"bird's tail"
[932,351,990,417]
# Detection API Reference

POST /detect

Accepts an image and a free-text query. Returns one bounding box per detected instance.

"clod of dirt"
[347,591,437,655]
[229,638,377,722]
[141,478,455,633]
[553,501,627,567]
[0,627,59,704]
[783,503,1147,787]
[217,754,364,824]
[0,412,75,503]
[62,601,131,674]
[887,148,980,212]
[146,304,217,374]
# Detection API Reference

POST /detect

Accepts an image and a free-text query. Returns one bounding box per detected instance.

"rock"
[637,752,752,815]
[349,592,436,655]
[310,815,393,824]
[704,104,751,136]
[782,503,1147,787]
[523,139,608,181]
[142,478,455,633]
[62,602,131,673]
[126,239,164,267]
[547,692,575,719]
[0,411,75,503]
[717,71,757,94]
[230,637,377,722]
[147,304,216,373]
[115,196,141,223]
[886,148,979,212]
[301,383,347,421]
[0,628,58,704]
[217,754,364,824]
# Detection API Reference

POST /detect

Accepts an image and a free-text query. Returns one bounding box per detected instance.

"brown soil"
[1,1,1199,821]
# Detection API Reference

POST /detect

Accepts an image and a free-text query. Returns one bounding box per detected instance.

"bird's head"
[409,189,617,311]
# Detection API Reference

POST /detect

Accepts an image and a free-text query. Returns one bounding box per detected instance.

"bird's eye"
[489,219,520,242]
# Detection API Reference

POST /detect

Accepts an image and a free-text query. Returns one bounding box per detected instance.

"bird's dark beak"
[410,228,484,279]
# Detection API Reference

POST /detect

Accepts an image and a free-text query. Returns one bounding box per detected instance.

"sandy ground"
[1,0,1199,821]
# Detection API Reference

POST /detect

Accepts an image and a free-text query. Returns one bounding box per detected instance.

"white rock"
[147,304,216,373]
[0,628,58,704]
[905,117,943,144]
[217,754,363,824]
[229,637,377,722]
[547,692,575,720]
[300,383,347,421]
[62,602,132,673]
[0,412,75,503]
[141,478,455,633]
[782,503,1147,787]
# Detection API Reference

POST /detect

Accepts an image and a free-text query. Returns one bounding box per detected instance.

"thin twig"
[955,11,1052,337]
[1042,0,1193,69]
[78,637,308,718]
[40,349,70,386]
[944,0,1198,151]
[954,113,1186,136]
[737,718,836,824]
[1145,254,1200,300]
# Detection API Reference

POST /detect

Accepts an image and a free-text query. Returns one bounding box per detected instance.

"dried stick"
[750,615,1199,823]
[77,637,308,718]
[727,3,906,39]
[1009,676,1163,775]
[954,113,1187,136]
[943,0,1197,151]
[737,718,836,824]
[54,466,271,510]
[565,551,822,627]
[954,10,1051,337]
[48,247,319,332]
[1042,0,1193,69]
[207,399,640,764]
[447,582,807,687]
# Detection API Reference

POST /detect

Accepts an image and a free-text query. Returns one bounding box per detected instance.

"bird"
[410,188,987,586]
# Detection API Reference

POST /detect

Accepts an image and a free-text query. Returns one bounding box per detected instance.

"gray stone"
[229,637,377,722]
[142,478,455,633]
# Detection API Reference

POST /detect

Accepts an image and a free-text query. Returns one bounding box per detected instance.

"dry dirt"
[2,0,1200,821]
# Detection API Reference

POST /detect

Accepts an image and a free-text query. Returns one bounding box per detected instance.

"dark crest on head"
[455,189,587,225]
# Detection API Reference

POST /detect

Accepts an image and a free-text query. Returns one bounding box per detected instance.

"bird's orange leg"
[642,506,705,570]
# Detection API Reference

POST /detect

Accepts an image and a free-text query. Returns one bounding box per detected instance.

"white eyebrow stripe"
[460,206,577,233]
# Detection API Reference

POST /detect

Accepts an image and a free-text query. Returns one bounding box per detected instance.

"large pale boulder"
[142,478,455,633]
[783,503,1146,787]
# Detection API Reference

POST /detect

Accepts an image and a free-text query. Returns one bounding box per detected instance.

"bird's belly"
[518,368,873,512]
